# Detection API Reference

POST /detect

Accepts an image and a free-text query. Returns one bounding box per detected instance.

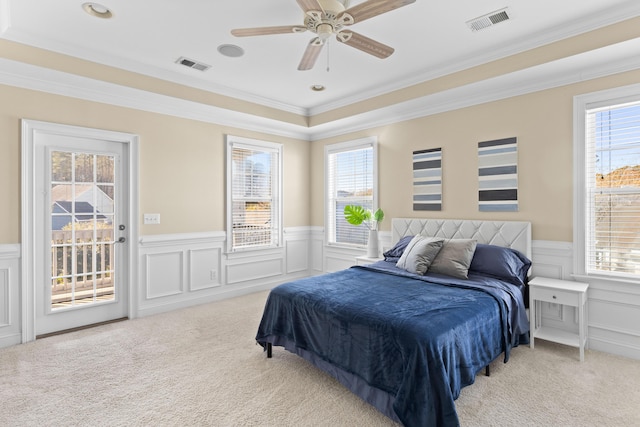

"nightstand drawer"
[531,287,578,306]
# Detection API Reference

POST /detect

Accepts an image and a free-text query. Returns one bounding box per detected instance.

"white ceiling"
[2,0,640,116]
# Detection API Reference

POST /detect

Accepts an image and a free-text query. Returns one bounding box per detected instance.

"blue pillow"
[469,243,531,286]
[383,235,414,262]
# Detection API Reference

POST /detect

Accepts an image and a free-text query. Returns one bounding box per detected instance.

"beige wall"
[310,17,640,127]
[0,84,310,244]
[310,69,640,242]
[3,22,640,245]
[4,69,640,245]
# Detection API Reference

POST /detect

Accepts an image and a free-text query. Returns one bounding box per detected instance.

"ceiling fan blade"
[336,31,394,59]
[298,38,324,70]
[231,26,307,37]
[296,0,324,13]
[339,0,415,24]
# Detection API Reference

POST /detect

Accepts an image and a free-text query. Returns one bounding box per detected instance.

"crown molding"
[305,37,640,140]
[3,1,640,118]
[307,2,640,116]
[0,57,311,140]
[1,37,639,142]
[0,30,307,117]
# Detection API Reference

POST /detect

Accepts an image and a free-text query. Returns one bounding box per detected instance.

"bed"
[256,218,532,427]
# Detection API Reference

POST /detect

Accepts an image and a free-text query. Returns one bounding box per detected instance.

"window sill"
[225,245,284,259]
[571,274,640,296]
[572,273,640,286]
[326,242,366,250]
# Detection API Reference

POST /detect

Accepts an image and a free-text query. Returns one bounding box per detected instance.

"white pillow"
[395,235,445,275]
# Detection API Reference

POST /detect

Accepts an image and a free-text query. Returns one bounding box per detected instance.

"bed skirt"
[261,335,403,424]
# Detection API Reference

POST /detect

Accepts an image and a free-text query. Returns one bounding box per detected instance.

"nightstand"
[529,276,589,361]
[355,255,383,266]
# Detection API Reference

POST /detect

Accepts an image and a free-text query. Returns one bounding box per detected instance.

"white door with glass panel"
[34,134,128,336]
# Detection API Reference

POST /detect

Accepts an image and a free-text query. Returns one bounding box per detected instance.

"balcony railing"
[51,228,115,307]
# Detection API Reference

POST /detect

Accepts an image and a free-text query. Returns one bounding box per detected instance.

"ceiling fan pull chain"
[326,40,330,72]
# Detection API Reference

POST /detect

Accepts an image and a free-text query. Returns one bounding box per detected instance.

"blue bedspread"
[256,262,529,426]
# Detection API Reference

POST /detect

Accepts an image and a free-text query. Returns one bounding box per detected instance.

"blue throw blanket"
[256,263,529,426]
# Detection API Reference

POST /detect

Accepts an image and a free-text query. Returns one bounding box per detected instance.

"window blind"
[585,101,640,277]
[327,143,374,246]
[229,141,280,250]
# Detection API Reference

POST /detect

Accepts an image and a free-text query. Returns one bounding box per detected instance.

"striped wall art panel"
[413,148,442,211]
[478,137,518,212]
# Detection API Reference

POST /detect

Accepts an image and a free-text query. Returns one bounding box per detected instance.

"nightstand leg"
[529,300,535,349]
[579,297,585,362]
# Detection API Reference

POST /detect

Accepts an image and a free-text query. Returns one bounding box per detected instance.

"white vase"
[367,229,379,258]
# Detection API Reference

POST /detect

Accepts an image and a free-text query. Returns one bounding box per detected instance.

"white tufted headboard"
[391,218,532,259]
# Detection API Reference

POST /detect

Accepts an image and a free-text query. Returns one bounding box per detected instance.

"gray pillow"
[395,235,445,275]
[429,239,478,279]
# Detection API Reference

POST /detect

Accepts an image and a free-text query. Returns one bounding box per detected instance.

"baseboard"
[137,285,269,317]
[589,336,640,360]
[0,333,21,348]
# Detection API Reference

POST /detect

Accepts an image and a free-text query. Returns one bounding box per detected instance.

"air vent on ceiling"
[466,7,511,32]
[176,57,211,72]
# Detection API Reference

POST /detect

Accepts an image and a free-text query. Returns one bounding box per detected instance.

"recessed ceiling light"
[217,44,245,58]
[311,85,325,92]
[82,3,113,19]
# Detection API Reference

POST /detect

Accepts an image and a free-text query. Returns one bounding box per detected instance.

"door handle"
[115,237,126,243]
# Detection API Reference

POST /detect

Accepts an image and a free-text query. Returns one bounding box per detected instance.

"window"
[226,136,282,252]
[575,88,640,280]
[325,137,377,247]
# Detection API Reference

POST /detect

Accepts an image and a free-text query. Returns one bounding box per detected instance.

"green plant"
[343,205,384,231]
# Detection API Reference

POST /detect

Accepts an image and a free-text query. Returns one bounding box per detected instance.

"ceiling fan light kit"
[231,0,415,71]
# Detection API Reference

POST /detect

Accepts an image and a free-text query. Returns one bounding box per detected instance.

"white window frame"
[573,83,640,283]
[226,135,282,253]
[325,136,378,248]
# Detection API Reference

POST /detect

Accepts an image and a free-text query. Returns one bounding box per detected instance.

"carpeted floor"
[1,290,639,426]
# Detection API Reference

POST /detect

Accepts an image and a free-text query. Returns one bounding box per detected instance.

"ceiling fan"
[231,0,416,70]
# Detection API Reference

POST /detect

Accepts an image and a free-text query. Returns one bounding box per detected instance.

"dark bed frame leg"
[485,365,490,377]
[266,342,272,358]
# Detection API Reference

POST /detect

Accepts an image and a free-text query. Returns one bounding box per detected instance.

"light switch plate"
[143,213,161,225]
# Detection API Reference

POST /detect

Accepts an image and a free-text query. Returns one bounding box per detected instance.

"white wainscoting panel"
[190,248,222,291]
[4,232,638,359]
[324,245,364,273]
[583,277,640,359]
[137,228,315,318]
[138,232,227,316]
[531,240,573,279]
[323,230,391,273]
[310,227,324,273]
[0,268,9,327]
[0,244,21,348]
[145,251,184,299]
[284,227,311,274]
[226,253,284,285]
